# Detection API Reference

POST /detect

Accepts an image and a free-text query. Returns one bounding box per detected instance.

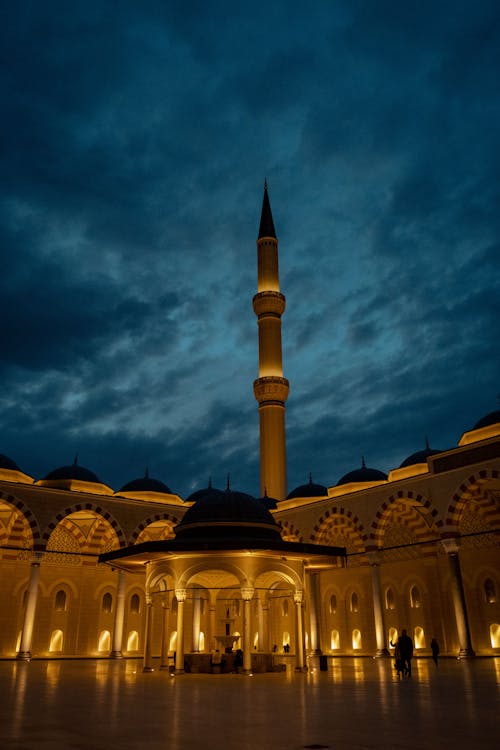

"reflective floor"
[1,657,498,750]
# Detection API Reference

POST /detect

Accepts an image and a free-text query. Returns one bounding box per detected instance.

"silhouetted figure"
[234,648,243,673]
[283,643,290,653]
[272,644,277,653]
[399,629,414,676]
[390,638,404,678]
[431,637,440,666]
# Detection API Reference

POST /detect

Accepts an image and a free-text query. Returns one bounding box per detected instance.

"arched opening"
[282,599,289,617]
[130,594,140,614]
[54,589,67,612]
[352,629,362,650]
[330,629,340,650]
[485,578,497,604]
[232,631,241,649]
[98,630,110,652]
[388,627,398,646]
[414,626,425,649]
[199,631,205,652]
[350,592,359,613]
[49,629,64,653]
[253,632,259,649]
[385,588,395,610]
[490,623,500,648]
[169,631,177,652]
[282,631,290,649]
[329,594,337,614]
[102,592,113,613]
[410,585,421,608]
[127,630,139,651]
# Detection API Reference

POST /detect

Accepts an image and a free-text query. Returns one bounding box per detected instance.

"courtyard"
[1,656,498,749]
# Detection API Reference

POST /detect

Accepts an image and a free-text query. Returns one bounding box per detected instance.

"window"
[385,588,395,610]
[130,594,140,614]
[485,579,497,604]
[98,630,110,652]
[350,592,359,613]
[102,593,113,613]
[329,594,337,614]
[410,585,421,608]
[352,629,362,650]
[388,627,398,646]
[54,590,67,612]
[49,629,64,652]
[414,626,425,649]
[330,629,340,650]
[127,630,139,651]
[282,599,289,617]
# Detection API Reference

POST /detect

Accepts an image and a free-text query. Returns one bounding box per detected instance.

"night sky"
[2,1,499,499]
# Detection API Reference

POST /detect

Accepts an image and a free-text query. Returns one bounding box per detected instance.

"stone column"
[175,589,187,674]
[308,573,322,654]
[160,594,171,669]
[142,597,154,672]
[192,589,201,652]
[294,591,306,672]
[241,587,255,673]
[367,551,389,657]
[441,539,475,657]
[110,569,126,658]
[209,600,217,652]
[257,595,264,651]
[262,598,270,652]
[17,553,43,661]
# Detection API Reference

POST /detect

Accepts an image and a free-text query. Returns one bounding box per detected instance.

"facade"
[0,187,499,669]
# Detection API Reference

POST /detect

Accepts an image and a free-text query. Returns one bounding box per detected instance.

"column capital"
[241,586,255,601]
[367,551,381,566]
[30,551,44,565]
[441,538,460,555]
[293,591,303,604]
[175,588,187,602]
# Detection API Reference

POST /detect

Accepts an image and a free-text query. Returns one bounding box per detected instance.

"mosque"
[0,186,499,672]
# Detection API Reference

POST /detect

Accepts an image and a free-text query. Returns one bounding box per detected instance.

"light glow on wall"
[414,626,425,649]
[490,623,500,648]
[127,630,139,651]
[352,629,362,650]
[98,630,110,652]
[330,629,340,650]
[49,629,63,652]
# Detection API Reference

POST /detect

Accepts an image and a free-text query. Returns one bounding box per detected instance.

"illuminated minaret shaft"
[253,182,289,501]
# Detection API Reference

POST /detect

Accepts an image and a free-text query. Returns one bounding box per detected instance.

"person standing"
[399,629,414,677]
[430,637,440,667]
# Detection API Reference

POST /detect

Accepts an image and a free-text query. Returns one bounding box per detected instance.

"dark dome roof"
[43,462,101,484]
[119,472,173,495]
[287,475,327,500]
[337,460,387,486]
[258,493,279,510]
[473,410,500,430]
[0,454,21,471]
[175,486,281,544]
[400,440,443,468]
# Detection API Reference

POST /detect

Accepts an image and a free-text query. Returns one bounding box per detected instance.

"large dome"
[400,440,443,468]
[473,410,500,430]
[43,462,101,484]
[175,486,282,544]
[0,454,21,471]
[119,473,173,495]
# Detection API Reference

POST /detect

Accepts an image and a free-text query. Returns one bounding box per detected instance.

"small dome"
[175,485,281,544]
[337,459,387,486]
[258,492,279,510]
[0,454,21,471]
[119,470,173,495]
[473,410,500,430]
[400,440,443,468]
[287,474,327,500]
[43,463,102,484]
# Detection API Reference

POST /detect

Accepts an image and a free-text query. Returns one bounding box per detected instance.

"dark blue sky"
[2,1,499,498]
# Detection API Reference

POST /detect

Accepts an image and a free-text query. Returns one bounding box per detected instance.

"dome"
[473,410,500,430]
[43,462,101,484]
[119,471,173,495]
[258,492,279,510]
[337,459,387,486]
[399,440,443,468]
[175,485,281,544]
[0,454,21,471]
[287,474,327,500]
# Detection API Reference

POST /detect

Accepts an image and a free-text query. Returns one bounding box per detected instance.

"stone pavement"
[1,657,498,749]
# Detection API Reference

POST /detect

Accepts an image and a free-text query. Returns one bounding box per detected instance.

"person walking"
[430,637,440,667]
[399,629,414,677]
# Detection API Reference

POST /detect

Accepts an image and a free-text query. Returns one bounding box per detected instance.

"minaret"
[253,182,289,501]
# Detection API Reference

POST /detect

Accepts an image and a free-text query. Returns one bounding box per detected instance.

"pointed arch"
[368,491,440,553]
[0,490,41,547]
[130,513,181,545]
[41,503,126,549]
[310,507,365,553]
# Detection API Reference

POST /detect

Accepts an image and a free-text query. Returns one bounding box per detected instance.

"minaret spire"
[253,182,289,501]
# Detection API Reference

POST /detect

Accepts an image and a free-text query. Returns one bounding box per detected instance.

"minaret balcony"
[253,376,290,404]
[253,291,286,316]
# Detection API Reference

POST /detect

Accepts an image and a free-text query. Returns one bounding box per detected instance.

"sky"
[1,1,499,499]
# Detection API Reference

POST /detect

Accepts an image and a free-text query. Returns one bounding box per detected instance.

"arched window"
[388,627,398,647]
[49,629,64,652]
[98,630,110,652]
[282,599,289,617]
[233,599,241,617]
[352,629,362,650]
[282,631,290,648]
[485,579,497,604]
[54,590,67,612]
[253,631,259,649]
[130,594,140,614]
[490,623,500,648]
[127,630,139,651]
[330,630,340,650]
[385,588,395,610]
[414,626,425,649]
[329,594,337,614]
[102,592,113,613]
[410,585,421,608]
[350,592,359,613]
[171,597,178,615]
